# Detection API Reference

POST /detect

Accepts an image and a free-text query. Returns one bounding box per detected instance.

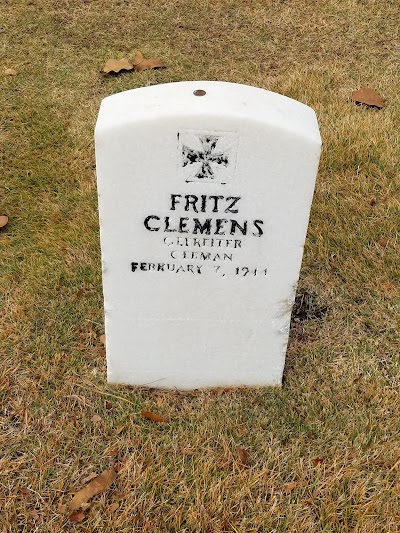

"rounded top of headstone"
[96,81,321,146]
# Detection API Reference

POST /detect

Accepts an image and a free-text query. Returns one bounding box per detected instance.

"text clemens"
[144,194,264,237]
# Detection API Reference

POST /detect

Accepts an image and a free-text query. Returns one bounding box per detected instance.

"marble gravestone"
[95,81,321,390]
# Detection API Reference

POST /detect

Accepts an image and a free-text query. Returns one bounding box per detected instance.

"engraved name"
[143,194,264,237]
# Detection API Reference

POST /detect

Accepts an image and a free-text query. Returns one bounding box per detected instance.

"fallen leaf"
[132,50,165,70]
[69,467,117,511]
[105,400,112,410]
[141,409,168,423]
[69,510,85,523]
[91,414,102,423]
[351,87,384,108]
[102,58,134,74]
[4,68,17,76]
[237,447,249,466]
[132,51,144,65]
[377,237,390,247]
[312,457,324,466]
[134,58,165,72]
[0,215,9,228]
[99,334,106,346]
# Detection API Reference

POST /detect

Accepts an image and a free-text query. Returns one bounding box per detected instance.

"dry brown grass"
[0,0,399,531]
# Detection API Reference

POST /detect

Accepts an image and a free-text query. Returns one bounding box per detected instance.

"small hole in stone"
[193,89,206,96]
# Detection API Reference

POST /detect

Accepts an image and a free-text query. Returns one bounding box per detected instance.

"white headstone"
[95,81,321,390]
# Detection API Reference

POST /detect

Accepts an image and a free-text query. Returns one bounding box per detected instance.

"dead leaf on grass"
[132,50,165,71]
[103,51,165,74]
[69,510,86,523]
[69,467,117,511]
[0,215,9,228]
[100,334,106,345]
[134,57,165,72]
[312,457,324,466]
[237,447,249,466]
[102,58,134,74]
[132,51,144,65]
[91,414,102,423]
[4,68,17,76]
[352,87,384,108]
[141,409,168,423]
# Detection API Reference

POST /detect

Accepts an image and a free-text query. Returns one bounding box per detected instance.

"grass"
[0,0,399,531]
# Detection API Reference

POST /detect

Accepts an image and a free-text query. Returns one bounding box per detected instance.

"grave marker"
[95,81,321,389]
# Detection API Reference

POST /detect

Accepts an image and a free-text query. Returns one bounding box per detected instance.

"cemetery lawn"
[1,0,399,531]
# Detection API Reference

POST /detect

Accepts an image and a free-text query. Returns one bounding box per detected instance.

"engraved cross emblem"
[182,135,229,180]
